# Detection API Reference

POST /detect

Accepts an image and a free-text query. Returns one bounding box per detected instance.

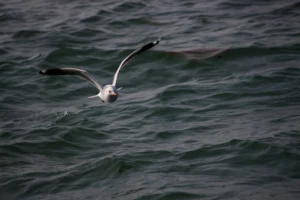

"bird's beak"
[111,92,117,96]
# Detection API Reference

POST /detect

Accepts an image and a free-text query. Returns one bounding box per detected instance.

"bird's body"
[96,85,119,103]
[39,41,159,103]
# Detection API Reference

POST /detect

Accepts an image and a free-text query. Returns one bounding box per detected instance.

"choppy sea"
[1,0,300,199]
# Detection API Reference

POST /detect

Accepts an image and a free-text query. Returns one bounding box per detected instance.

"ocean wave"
[267,1,300,15]
[2,155,136,199]
[134,191,200,200]
[80,9,112,23]
[169,45,300,61]
[112,2,147,13]
[12,30,45,39]
[179,138,300,167]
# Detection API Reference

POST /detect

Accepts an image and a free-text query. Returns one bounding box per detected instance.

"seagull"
[39,41,159,103]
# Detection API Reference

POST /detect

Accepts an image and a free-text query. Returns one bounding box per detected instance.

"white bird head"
[102,85,119,103]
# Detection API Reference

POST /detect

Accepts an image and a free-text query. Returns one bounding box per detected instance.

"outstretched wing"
[112,40,159,86]
[39,68,102,92]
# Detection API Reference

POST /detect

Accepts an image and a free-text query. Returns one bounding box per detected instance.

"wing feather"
[112,41,159,86]
[39,68,102,91]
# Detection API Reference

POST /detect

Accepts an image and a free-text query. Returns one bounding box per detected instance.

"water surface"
[1,0,300,199]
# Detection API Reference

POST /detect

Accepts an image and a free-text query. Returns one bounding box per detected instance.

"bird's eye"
[109,90,111,93]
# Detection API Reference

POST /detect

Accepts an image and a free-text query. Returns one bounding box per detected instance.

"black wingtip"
[153,40,159,45]
[39,68,69,75]
[139,40,159,53]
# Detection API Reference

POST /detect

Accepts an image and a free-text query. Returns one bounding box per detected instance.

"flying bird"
[39,41,159,103]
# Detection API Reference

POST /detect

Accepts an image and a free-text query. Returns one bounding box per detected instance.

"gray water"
[1,0,300,199]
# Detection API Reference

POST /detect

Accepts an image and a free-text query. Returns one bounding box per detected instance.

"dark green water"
[1,1,300,199]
